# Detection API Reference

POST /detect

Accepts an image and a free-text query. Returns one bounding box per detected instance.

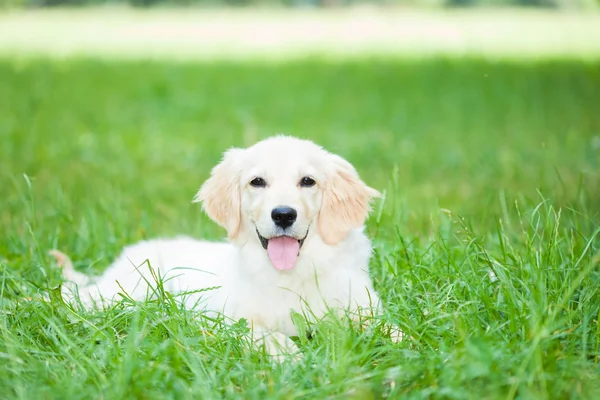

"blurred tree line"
[0,0,597,9]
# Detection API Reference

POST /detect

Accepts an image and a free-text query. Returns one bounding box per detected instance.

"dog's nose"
[271,206,297,229]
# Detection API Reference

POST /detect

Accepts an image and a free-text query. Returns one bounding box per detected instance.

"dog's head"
[194,136,380,271]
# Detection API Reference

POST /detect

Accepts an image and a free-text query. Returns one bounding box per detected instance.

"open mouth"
[256,230,307,250]
[256,228,309,271]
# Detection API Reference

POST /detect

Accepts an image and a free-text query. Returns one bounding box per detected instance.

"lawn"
[1,35,600,399]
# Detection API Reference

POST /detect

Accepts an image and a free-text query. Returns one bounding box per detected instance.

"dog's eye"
[299,176,316,187]
[249,177,267,188]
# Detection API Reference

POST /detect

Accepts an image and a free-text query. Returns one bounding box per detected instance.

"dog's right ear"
[193,148,244,239]
[318,154,381,245]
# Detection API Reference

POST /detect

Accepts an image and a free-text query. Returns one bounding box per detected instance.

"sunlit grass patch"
[1,8,600,60]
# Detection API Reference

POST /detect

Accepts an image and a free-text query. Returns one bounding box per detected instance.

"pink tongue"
[267,236,300,271]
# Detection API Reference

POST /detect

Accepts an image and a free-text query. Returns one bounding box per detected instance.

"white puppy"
[52,136,397,360]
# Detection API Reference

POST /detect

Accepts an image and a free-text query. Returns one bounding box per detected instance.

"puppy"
[52,136,399,360]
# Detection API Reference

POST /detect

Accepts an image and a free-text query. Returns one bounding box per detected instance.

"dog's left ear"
[194,148,244,240]
[318,154,381,245]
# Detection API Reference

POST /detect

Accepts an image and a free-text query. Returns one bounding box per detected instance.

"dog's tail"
[49,249,91,286]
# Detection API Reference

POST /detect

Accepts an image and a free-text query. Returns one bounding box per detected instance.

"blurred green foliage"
[1,0,598,9]
[2,57,599,246]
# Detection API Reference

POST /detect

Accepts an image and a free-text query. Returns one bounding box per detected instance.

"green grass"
[1,56,600,399]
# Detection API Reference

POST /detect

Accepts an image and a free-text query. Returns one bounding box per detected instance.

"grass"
[1,55,599,399]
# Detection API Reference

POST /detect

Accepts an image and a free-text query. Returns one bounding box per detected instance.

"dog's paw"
[389,325,404,343]
[254,330,303,363]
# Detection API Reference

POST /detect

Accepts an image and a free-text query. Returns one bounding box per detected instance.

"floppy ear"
[193,148,244,239]
[318,154,381,245]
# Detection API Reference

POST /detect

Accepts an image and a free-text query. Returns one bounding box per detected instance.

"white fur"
[53,136,399,361]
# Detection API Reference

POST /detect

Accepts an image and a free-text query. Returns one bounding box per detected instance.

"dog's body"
[59,229,377,338]
[54,136,396,359]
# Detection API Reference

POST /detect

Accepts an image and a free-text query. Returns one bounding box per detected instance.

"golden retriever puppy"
[51,136,399,361]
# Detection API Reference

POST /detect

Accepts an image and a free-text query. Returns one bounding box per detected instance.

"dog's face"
[195,136,380,271]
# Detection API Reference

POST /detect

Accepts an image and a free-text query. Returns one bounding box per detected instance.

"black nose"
[271,206,297,229]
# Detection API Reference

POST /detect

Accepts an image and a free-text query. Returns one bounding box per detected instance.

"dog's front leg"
[251,326,303,363]
[348,309,403,343]
[384,321,404,343]
[348,293,404,344]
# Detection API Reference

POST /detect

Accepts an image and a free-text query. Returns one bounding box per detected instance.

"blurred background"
[1,0,599,241]
[1,0,600,61]
[0,0,598,9]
